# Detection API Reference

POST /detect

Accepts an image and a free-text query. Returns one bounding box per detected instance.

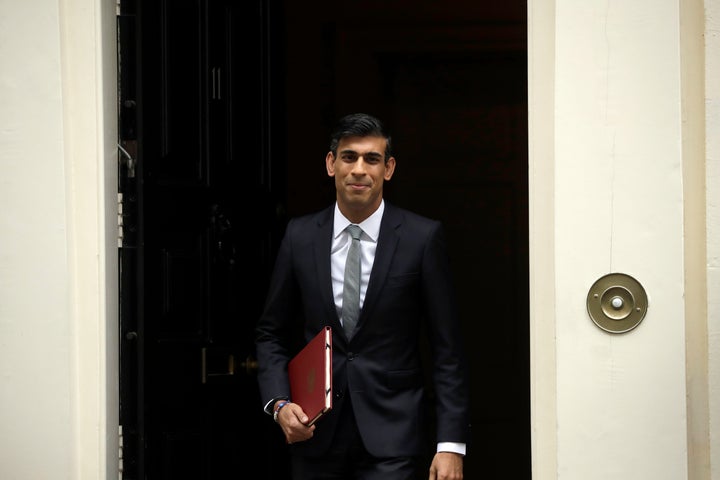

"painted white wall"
[0,0,118,478]
[681,0,711,477]
[556,1,687,477]
[705,1,720,478]
[0,0,74,476]
[530,0,719,479]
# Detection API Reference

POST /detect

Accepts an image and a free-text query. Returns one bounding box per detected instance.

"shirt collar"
[333,200,384,242]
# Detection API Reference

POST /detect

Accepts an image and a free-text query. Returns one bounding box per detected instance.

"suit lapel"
[359,203,402,324]
[312,207,341,330]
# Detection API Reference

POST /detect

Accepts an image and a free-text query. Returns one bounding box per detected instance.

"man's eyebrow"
[339,149,383,158]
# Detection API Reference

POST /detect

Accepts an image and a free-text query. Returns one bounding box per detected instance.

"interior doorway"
[118,1,528,478]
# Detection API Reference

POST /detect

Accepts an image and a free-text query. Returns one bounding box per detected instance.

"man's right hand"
[276,402,316,444]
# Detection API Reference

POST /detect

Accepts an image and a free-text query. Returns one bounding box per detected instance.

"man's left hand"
[429,451,463,480]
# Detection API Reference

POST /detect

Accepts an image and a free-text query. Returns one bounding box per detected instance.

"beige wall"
[0,0,75,476]
[0,0,118,478]
[529,0,720,479]
[706,1,720,478]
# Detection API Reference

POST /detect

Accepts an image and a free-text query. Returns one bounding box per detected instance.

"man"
[255,113,470,479]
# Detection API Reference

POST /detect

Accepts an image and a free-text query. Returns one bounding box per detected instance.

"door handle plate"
[201,348,258,383]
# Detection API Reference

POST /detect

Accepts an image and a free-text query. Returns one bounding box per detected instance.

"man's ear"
[326,152,336,177]
[384,156,396,180]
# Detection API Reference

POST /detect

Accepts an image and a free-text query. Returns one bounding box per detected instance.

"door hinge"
[118,424,124,479]
[118,142,136,178]
[117,193,124,248]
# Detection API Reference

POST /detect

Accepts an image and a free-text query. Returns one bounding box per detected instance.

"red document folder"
[288,326,333,426]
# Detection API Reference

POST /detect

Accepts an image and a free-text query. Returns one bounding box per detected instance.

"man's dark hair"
[329,113,393,161]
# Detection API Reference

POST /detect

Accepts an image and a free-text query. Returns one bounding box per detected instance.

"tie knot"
[346,224,362,241]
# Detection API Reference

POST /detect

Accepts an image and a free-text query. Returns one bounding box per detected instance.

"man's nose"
[351,158,368,173]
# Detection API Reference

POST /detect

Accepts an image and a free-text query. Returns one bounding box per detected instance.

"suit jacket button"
[335,390,344,398]
[348,352,354,360]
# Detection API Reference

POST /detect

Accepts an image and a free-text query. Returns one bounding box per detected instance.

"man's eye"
[341,154,357,162]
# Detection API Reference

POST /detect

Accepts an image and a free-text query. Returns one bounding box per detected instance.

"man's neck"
[337,199,383,225]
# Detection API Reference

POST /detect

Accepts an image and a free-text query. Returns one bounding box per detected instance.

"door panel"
[119,0,289,478]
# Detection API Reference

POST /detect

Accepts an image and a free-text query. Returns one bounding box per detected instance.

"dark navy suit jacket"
[255,202,470,457]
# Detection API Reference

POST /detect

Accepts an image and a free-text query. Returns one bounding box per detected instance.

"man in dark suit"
[255,113,470,479]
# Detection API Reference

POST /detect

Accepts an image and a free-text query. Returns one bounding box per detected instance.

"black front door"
[118,1,289,478]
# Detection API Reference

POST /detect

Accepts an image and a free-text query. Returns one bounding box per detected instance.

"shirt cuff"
[437,442,466,456]
[263,397,288,415]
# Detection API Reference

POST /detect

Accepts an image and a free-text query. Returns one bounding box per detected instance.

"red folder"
[288,326,333,426]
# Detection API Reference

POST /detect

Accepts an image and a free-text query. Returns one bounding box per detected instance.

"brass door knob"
[201,349,258,384]
[239,356,258,375]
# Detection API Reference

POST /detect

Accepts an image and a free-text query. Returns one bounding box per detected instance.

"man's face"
[326,135,396,222]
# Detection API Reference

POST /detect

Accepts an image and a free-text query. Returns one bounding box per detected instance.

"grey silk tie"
[342,225,362,338]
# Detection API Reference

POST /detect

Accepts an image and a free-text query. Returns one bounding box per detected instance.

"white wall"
[0,0,75,476]
[529,0,719,478]
[705,1,720,477]
[0,0,118,478]
[556,1,687,477]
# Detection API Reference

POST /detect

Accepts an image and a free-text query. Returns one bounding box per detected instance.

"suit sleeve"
[422,222,471,444]
[254,218,301,410]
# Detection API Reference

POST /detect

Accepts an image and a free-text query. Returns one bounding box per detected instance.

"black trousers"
[290,399,423,480]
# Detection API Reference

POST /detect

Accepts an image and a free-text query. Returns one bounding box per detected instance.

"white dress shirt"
[331,201,384,324]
